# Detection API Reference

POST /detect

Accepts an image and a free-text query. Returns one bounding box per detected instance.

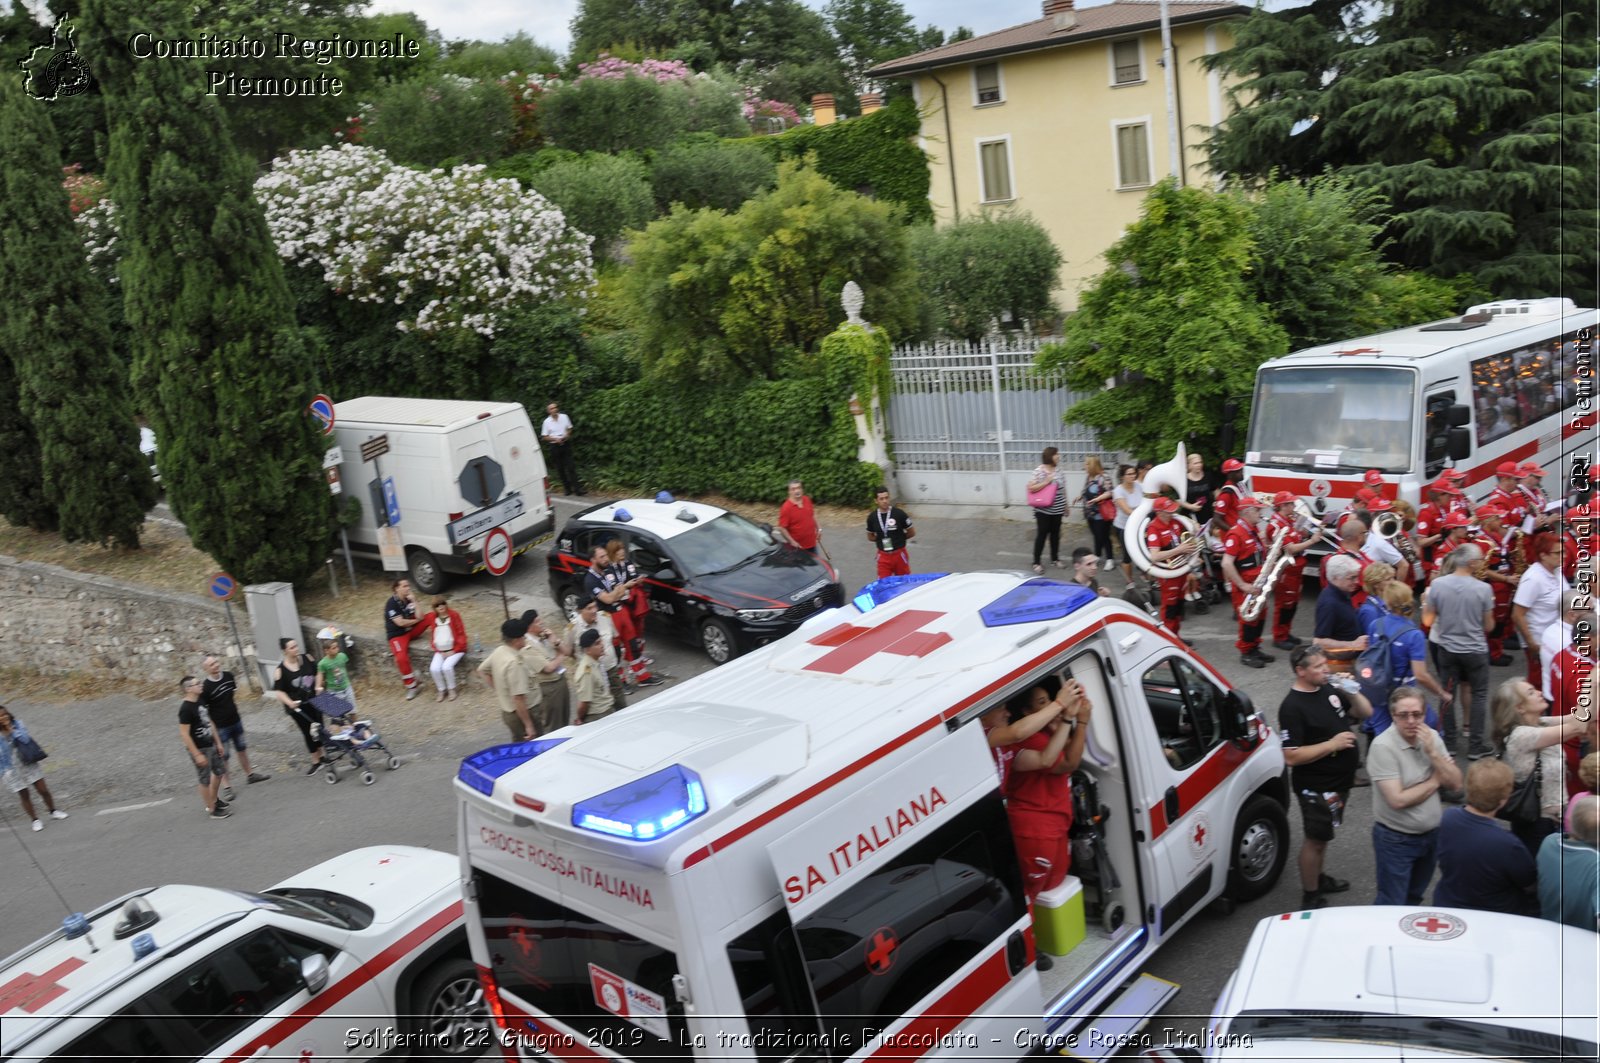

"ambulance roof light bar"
[852,573,950,612]
[979,580,1097,628]
[458,739,569,796]
[573,764,709,840]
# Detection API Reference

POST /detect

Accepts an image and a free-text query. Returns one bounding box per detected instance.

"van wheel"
[1225,795,1289,901]
[410,957,488,1056]
[700,619,739,665]
[407,548,446,596]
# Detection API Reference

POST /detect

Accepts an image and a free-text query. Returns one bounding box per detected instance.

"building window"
[978,139,1013,202]
[974,61,1002,105]
[1111,38,1143,84]
[1114,122,1151,189]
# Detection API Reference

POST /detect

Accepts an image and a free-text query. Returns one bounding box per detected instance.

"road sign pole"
[222,599,258,693]
[340,527,358,588]
[500,575,511,620]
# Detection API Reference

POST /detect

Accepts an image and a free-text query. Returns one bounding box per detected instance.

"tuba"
[1124,444,1204,580]
[1374,509,1420,570]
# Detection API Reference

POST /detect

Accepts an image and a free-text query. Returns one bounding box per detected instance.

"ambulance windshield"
[1248,366,1415,473]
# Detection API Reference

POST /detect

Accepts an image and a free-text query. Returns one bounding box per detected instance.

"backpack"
[1354,615,1405,709]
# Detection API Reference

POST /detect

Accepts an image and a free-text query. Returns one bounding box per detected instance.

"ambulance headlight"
[736,607,784,621]
[573,764,708,840]
[458,739,569,796]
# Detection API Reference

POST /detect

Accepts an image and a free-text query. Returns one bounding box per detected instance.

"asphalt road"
[0,496,1529,1057]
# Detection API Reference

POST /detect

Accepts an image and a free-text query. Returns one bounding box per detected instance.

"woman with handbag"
[273,638,325,775]
[0,705,67,832]
[1027,447,1068,574]
[1079,456,1115,563]
[1491,677,1589,855]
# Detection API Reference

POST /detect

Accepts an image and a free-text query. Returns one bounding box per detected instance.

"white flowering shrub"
[253,144,594,335]
[76,199,121,282]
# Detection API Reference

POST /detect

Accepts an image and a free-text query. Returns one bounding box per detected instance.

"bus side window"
[1424,391,1456,477]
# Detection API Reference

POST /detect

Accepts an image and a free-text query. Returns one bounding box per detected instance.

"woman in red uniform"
[1002,679,1094,901]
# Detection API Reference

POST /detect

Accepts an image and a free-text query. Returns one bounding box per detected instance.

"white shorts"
[4,761,44,792]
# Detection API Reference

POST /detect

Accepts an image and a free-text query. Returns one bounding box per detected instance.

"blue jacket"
[0,718,36,773]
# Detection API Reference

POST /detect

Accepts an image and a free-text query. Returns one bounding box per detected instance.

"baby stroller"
[303,692,401,786]
[1069,770,1126,933]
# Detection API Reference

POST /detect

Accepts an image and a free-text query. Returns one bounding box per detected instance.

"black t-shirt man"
[384,594,417,639]
[178,698,215,750]
[1278,686,1360,792]
[866,505,913,551]
[200,671,241,729]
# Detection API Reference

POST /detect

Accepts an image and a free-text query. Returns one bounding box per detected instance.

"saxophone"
[1240,524,1289,623]
[1507,528,1529,578]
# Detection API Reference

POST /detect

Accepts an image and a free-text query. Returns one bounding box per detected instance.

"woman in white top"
[1111,463,1142,585]
[1511,533,1570,692]
[419,597,468,701]
[1491,676,1590,855]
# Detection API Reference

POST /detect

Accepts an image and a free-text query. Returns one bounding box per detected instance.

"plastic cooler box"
[1033,876,1085,956]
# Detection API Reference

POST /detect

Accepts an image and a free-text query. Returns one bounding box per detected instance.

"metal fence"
[885,338,1109,508]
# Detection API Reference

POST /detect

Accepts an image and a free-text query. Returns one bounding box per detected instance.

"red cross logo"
[1193,822,1206,846]
[378,857,391,865]
[865,927,898,975]
[1335,346,1380,356]
[803,610,952,674]
[0,957,86,1014]
[1413,916,1451,935]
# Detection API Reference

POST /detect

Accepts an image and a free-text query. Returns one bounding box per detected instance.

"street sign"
[459,456,505,509]
[308,394,336,435]
[377,525,407,571]
[483,526,514,576]
[322,446,344,495]
[446,493,525,546]
[382,477,402,526]
[360,435,389,463]
[207,572,237,600]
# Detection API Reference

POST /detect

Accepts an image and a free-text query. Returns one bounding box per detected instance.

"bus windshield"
[1248,366,1416,473]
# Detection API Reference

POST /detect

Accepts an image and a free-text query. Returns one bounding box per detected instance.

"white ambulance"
[454,572,1290,1061]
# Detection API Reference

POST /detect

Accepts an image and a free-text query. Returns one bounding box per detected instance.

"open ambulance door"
[762,722,1042,1060]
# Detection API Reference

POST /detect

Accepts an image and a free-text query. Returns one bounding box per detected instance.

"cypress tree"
[74,0,335,581]
[0,74,155,547]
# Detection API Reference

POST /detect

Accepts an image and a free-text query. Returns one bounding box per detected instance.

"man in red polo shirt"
[1484,461,1528,530]
[777,479,822,556]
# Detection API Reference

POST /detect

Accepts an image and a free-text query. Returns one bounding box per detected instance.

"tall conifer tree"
[0,74,155,546]
[75,0,334,580]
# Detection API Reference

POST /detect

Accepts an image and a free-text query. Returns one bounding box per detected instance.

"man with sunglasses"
[1369,687,1463,906]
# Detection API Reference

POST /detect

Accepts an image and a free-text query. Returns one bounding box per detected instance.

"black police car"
[546,498,844,663]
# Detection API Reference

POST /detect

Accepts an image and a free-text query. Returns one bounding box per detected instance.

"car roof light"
[979,579,1097,627]
[656,490,675,503]
[573,764,708,840]
[458,739,569,796]
[614,508,634,522]
[675,508,699,524]
[852,573,950,612]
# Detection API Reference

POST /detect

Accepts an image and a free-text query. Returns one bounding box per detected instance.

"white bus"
[1244,298,1597,523]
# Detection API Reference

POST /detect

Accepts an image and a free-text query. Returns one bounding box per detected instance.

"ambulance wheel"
[407,548,446,596]
[387,756,402,770]
[1102,904,1125,933]
[324,770,339,785]
[361,770,376,785]
[700,619,739,665]
[410,957,489,1056]
[1225,795,1289,901]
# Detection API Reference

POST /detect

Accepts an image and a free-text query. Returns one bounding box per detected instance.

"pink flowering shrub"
[575,53,693,85]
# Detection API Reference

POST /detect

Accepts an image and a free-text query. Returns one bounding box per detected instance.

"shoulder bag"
[1027,470,1058,510]
[1497,747,1543,826]
[13,734,47,765]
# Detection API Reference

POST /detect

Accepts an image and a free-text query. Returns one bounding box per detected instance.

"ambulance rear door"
[761,721,1041,1061]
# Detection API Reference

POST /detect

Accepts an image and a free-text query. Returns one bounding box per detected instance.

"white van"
[454,572,1290,1060]
[333,397,553,594]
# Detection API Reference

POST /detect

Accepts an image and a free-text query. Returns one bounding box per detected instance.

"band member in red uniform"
[1472,504,1521,666]
[1212,458,1248,534]
[1143,497,1197,640]
[1362,468,1389,498]
[1268,491,1323,650]
[1441,469,1474,519]
[1548,621,1595,795]
[1222,496,1274,668]
[1484,461,1528,530]
[1518,463,1556,559]
[1431,511,1474,587]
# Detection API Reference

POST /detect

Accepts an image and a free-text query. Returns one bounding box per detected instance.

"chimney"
[859,92,883,115]
[1043,0,1076,31]
[811,93,837,127]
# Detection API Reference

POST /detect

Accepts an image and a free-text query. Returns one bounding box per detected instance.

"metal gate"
[886,338,1109,508]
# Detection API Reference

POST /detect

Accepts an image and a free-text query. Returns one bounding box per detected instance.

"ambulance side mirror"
[1221,688,1257,743]
[1446,427,1471,461]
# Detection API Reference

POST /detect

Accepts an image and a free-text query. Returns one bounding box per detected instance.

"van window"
[472,870,690,1060]
[1142,658,1225,770]
[1471,328,1584,445]
[783,797,1024,1057]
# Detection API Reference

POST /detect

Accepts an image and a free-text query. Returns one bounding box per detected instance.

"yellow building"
[869,0,1247,311]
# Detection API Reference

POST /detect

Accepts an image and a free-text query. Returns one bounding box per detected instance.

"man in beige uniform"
[562,598,628,710]
[519,609,572,734]
[571,628,616,726]
[477,618,538,741]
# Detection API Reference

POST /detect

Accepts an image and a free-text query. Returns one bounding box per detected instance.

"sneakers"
[1300,891,1329,910]
[1467,748,1496,761]
[1239,650,1275,669]
[404,686,419,701]
[637,676,665,688]
[247,772,271,783]
[1317,873,1350,894]
[1031,564,1044,575]
[49,809,69,820]
[219,787,236,803]
[1272,638,1299,651]
[305,762,323,776]
[214,798,230,812]
[209,807,232,820]
[31,819,42,832]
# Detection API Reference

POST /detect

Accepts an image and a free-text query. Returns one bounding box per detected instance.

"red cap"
[1475,504,1506,519]
[1151,497,1178,513]
[1441,468,1466,481]
[1237,495,1265,510]
[1495,460,1521,477]
[1272,490,1297,506]
[1519,463,1547,477]
[1428,479,1462,495]
[1366,498,1394,512]
[1442,511,1471,528]
[1221,458,1245,473]
[1363,469,1385,486]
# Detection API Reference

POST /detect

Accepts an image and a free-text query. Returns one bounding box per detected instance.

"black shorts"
[1296,788,1347,842]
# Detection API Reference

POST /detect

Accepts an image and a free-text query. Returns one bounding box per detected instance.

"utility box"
[244,582,304,692]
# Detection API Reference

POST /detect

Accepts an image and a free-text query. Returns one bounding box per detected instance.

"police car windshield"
[247,888,375,930]
[1248,366,1415,473]
[1229,1010,1596,1061]
[672,512,775,577]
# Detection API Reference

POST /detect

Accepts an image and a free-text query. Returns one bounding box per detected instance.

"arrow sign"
[307,395,336,435]
[208,572,237,601]
[483,526,514,576]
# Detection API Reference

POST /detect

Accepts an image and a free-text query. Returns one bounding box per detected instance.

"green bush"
[540,75,744,154]
[529,153,655,262]
[908,212,1062,341]
[364,75,515,167]
[651,134,777,212]
[439,33,560,79]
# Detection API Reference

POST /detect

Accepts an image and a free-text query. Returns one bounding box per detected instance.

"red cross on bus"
[803,610,952,674]
[865,927,898,975]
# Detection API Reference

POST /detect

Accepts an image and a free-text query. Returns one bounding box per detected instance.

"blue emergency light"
[979,579,1097,627]
[573,764,708,840]
[852,573,950,612]
[458,739,569,796]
